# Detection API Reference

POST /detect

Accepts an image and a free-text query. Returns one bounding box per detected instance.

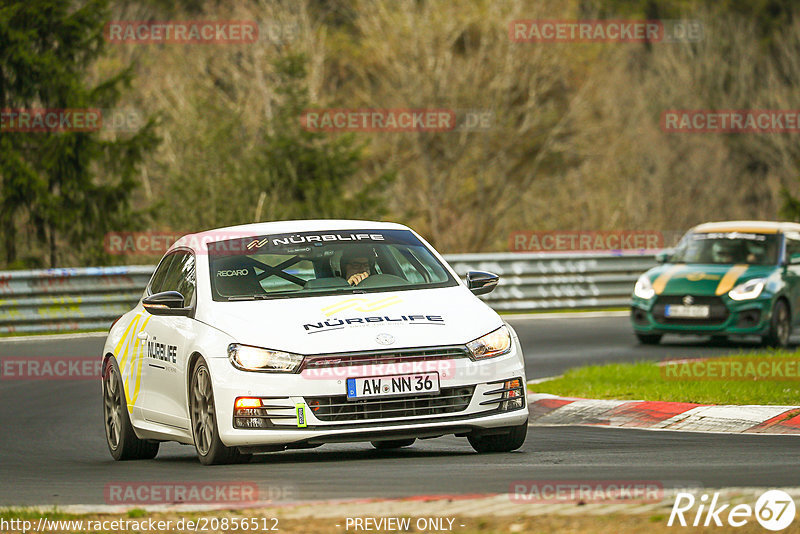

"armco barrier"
[0,266,153,334]
[446,252,656,311]
[0,253,656,334]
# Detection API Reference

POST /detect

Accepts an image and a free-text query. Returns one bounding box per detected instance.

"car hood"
[198,286,502,355]
[646,263,776,296]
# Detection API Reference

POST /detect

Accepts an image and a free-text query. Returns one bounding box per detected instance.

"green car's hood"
[647,263,776,296]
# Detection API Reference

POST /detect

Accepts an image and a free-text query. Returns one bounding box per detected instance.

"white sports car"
[102,220,528,464]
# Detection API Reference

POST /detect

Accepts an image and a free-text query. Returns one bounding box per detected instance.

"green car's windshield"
[207,229,457,301]
[670,231,779,265]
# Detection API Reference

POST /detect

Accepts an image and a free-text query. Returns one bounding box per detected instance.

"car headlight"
[633,274,655,300]
[228,344,304,372]
[728,278,766,301]
[467,325,512,360]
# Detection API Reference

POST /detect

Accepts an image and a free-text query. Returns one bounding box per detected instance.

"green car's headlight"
[633,274,656,300]
[228,344,304,372]
[728,278,766,301]
[467,326,512,360]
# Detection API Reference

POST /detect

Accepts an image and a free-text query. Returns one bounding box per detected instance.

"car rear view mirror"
[142,291,191,316]
[655,250,673,263]
[466,271,499,296]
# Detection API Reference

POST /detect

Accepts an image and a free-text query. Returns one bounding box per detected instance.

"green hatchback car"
[631,221,800,347]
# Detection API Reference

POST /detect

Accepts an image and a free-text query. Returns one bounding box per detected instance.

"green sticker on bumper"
[296,403,307,428]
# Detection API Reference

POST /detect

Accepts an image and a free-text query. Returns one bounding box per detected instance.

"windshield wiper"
[226,294,271,301]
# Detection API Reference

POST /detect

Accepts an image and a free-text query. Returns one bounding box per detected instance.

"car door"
[139,249,196,430]
[782,232,800,325]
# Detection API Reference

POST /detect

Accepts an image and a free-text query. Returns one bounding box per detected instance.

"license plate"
[665,304,710,318]
[346,372,440,400]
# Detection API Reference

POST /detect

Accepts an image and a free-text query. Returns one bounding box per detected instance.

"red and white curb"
[527,393,800,434]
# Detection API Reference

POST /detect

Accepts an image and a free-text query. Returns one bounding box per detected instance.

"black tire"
[190,359,251,465]
[103,357,159,461]
[468,421,527,453]
[763,299,791,348]
[636,333,663,345]
[371,438,416,450]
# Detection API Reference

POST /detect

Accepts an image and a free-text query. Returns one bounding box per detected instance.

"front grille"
[305,386,475,422]
[652,295,729,325]
[301,345,470,371]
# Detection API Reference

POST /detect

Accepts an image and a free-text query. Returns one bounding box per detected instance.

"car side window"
[177,254,196,306]
[161,251,196,307]
[148,254,175,294]
[786,235,800,262]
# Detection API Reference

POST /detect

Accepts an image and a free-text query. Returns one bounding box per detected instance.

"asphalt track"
[1,315,798,506]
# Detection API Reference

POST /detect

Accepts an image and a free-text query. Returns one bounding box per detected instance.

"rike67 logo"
[668,490,795,531]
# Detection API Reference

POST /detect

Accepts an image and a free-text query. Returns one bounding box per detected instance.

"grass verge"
[530,349,800,405]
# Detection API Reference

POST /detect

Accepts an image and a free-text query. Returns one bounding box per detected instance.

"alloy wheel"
[191,366,215,455]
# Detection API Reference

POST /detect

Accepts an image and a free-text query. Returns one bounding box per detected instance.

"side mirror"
[142,291,191,316]
[655,250,673,264]
[790,253,800,265]
[466,271,499,296]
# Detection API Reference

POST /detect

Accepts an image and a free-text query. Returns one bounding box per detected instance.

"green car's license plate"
[665,304,710,318]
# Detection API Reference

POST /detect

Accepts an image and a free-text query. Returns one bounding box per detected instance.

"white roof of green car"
[692,220,800,235]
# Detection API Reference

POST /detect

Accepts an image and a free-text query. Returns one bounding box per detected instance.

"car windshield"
[207,229,457,301]
[669,231,779,265]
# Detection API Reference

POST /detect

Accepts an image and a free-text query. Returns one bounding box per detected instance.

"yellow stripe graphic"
[114,315,138,362]
[117,316,140,380]
[715,264,749,296]
[131,316,151,405]
[322,296,402,317]
[652,264,684,295]
[111,314,152,411]
[113,315,139,411]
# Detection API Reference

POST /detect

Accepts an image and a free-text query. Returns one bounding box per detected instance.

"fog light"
[736,309,761,328]
[235,397,262,409]
[235,417,268,429]
[234,397,271,429]
[503,378,524,411]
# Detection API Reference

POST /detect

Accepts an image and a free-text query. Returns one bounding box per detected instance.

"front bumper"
[206,343,528,448]
[630,293,773,336]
